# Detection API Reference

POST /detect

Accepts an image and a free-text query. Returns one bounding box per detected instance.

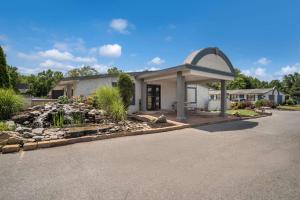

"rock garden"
[0,74,176,154]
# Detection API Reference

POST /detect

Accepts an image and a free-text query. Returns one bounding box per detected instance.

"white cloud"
[241,69,251,76]
[53,38,86,52]
[91,63,109,73]
[99,44,122,58]
[256,57,271,65]
[38,49,74,61]
[148,57,165,65]
[53,42,69,51]
[254,67,266,77]
[278,63,300,76]
[110,19,129,34]
[39,60,74,71]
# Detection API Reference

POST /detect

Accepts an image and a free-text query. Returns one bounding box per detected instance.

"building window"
[112,82,118,87]
[239,94,244,99]
[247,94,255,101]
[210,95,215,100]
[257,95,263,100]
[269,95,274,101]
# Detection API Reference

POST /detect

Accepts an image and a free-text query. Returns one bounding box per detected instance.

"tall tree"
[117,73,134,110]
[66,66,99,77]
[107,67,122,75]
[0,46,10,88]
[7,65,19,91]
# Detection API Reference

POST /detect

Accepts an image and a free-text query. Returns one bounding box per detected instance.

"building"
[52,47,235,120]
[209,88,285,104]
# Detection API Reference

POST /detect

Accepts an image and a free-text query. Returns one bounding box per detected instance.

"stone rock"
[2,144,20,153]
[0,131,11,141]
[88,109,99,116]
[29,110,41,116]
[15,126,32,134]
[7,136,23,145]
[23,142,37,151]
[32,128,44,135]
[50,135,58,140]
[154,115,167,123]
[23,121,30,125]
[23,132,35,138]
[11,113,32,124]
[32,135,44,141]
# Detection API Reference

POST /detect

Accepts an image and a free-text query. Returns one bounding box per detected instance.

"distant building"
[209,88,285,104]
[16,83,29,94]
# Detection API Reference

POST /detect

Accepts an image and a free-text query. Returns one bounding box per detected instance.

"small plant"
[0,89,24,120]
[71,112,85,125]
[57,95,69,104]
[110,100,126,121]
[0,121,12,131]
[52,111,65,128]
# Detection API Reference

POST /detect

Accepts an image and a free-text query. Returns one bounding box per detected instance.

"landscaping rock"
[2,144,20,153]
[155,115,167,123]
[32,128,44,135]
[15,126,32,134]
[23,142,37,151]
[11,113,32,124]
[7,136,23,145]
[22,132,35,138]
[32,135,44,141]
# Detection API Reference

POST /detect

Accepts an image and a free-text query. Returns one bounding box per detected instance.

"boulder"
[32,128,45,136]
[23,132,35,138]
[154,115,167,123]
[11,113,32,124]
[32,135,45,141]
[15,126,32,134]
[2,144,20,153]
[7,136,24,145]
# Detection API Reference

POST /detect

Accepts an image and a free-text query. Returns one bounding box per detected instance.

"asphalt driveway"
[1,110,300,200]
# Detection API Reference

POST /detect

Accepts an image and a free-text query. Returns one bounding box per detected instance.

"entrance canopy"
[137,47,234,82]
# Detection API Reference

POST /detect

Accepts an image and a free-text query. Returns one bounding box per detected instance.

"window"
[269,95,274,101]
[247,94,255,101]
[187,87,197,103]
[112,82,118,87]
[257,95,263,100]
[210,95,215,100]
[239,94,244,99]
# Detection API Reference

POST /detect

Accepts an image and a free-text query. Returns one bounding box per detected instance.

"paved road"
[1,111,300,200]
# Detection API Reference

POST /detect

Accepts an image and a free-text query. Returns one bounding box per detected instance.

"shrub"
[94,86,126,121]
[0,89,24,120]
[71,112,85,125]
[0,121,11,131]
[285,99,295,105]
[117,73,134,110]
[230,101,254,110]
[255,99,276,108]
[110,100,126,121]
[57,95,69,104]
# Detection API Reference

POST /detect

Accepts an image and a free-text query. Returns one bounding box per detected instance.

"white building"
[52,47,235,120]
[209,88,285,104]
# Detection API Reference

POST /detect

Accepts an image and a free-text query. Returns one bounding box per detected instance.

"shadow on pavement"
[194,120,259,132]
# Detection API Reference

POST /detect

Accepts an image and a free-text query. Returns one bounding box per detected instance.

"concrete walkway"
[0,110,300,200]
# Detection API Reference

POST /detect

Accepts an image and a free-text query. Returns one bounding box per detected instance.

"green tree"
[7,65,19,91]
[28,70,63,97]
[117,73,134,109]
[107,67,122,75]
[0,46,10,88]
[283,72,300,100]
[67,66,99,77]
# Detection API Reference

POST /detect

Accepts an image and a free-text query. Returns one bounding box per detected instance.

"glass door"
[146,85,161,110]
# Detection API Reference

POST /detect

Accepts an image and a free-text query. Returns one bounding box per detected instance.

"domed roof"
[183,47,234,74]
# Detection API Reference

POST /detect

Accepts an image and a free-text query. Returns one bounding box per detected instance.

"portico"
[137,47,235,120]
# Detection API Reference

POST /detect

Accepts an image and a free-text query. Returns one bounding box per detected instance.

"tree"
[0,46,10,88]
[117,73,134,110]
[67,66,99,77]
[27,70,63,97]
[107,67,122,75]
[7,65,20,91]
[282,72,300,100]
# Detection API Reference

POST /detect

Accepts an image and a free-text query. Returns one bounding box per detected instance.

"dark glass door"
[147,85,161,110]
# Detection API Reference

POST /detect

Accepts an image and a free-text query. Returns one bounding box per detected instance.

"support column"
[140,79,146,111]
[66,84,72,98]
[220,80,226,117]
[176,71,186,121]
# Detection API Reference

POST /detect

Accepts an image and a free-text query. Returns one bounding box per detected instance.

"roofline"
[208,88,276,95]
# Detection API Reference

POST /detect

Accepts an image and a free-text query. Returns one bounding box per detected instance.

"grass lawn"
[277,105,300,111]
[226,109,259,117]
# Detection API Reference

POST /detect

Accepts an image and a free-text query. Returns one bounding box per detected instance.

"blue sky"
[1,0,300,80]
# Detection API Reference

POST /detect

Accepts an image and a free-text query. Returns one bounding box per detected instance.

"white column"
[176,71,186,120]
[220,80,226,117]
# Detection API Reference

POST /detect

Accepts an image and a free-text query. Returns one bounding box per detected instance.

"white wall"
[74,77,117,96]
[187,84,210,110]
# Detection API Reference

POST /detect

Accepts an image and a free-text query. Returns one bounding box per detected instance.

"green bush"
[94,86,126,121]
[285,99,295,105]
[52,111,65,128]
[0,121,12,131]
[57,95,69,104]
[0,89,24,120]
[110,100,126,121]
[230,101,254,110]
[117,73,134,110]
[255,99,276,108]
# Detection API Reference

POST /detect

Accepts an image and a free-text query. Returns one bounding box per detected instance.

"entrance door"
[147,85,161,110]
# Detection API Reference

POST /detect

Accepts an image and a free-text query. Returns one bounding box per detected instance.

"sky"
[1,0,300,81]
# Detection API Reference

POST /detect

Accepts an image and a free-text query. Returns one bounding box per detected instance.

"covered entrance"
[138,47,235,121]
